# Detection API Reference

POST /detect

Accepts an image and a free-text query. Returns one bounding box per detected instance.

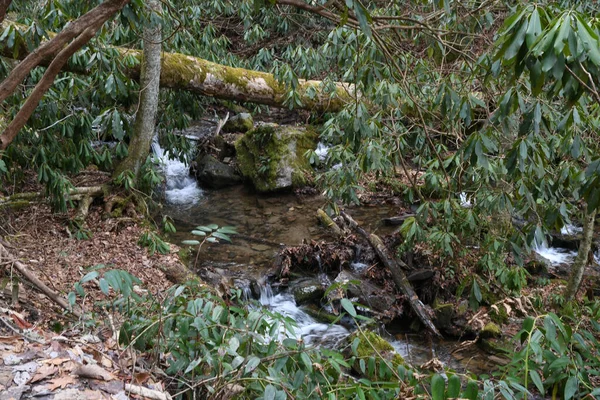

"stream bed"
[154,139,593,376]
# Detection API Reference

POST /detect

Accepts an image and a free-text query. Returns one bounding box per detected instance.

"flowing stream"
[153,140,595,374]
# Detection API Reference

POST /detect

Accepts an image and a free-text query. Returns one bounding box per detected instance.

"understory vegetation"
[2,0,600,399]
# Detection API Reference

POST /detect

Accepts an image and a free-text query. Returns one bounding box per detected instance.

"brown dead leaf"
[29,364,58,383]
[10,313,32,329]
[132,372,151,385]
[47,374,77,391]
[73,364,115,381]
[100,356,112,369]
[0,335,20,343]
[42,357,70,366]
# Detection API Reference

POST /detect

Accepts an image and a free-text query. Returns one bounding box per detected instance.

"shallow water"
[155,141,558,375]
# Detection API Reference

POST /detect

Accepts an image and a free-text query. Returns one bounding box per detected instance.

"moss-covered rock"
[223,113,254,133]
[347,330,405,379]
[434,303,455,332]
[480,322,502,339]
[489,304,509,325]
[235,123,318,192]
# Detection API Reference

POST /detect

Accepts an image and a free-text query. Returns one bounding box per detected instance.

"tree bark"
[0,0,11,24]
[0,20,354,114]
[0,0,129,104]
[113,0,162,179]
[564,208,596,302]
[339,211,442,337]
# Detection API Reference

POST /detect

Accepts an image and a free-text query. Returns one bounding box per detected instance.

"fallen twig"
[125,383,173,400]
[0,243,82,318]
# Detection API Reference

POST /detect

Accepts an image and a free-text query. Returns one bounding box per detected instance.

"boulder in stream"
[333,270,396,315]
[223,113,254,133]
[235,123,318,192]
[291,277,325,305]
[195,154,242,188]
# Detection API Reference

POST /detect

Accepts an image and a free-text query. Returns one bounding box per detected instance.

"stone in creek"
[195,154,242,189]
[251,244,271,252]
[332,270,395,314]
[291,278,326,305]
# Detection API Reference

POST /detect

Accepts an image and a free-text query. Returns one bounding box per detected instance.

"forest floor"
[0,195,182,399]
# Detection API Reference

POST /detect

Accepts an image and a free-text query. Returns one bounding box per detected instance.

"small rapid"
[257,283,350,348]
[533,223,600,266]
[151,137,202,205]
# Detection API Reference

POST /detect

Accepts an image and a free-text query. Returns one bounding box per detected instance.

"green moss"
[480,322,502,339]
[178,247,192,267]
[478,337,511,355]
[489,304,509,324]
[235,124,318,192]
[348,330,405,379]
[160,52,207,87]
[301,305,338,324]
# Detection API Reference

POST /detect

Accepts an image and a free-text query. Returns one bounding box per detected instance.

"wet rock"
[251,244,271,252]
[195,154,241,189]
[333,270,395,314]
[525,259,549,277]
[223,113,254,133]
[290,278,325,305]
[407,269,434,282]
[434,303,454,333]
[235,124,318,192]
[301,304,338,324]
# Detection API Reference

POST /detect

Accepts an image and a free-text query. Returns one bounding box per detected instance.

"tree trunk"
[113,0,162,179]
[564,208,596,302]
[0,0,11,24]
[0,20,354,114]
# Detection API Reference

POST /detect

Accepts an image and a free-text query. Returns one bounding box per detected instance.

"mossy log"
[1,20,354,113]
[340,211,442,338]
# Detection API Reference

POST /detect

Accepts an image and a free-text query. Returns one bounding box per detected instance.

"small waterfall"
[561,224,583,235]
[151,137,202,205]
[256,281,349,348]
[259,283,274,306]
[533,235,577,265]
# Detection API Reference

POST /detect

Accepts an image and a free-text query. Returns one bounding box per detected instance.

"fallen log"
[340,210,442,337]
[1,20,354,113]
[0,185,107,209]
[316,208,343,237]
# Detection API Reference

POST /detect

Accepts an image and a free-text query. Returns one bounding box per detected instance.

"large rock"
[223,113,254,133]
[333,270,396,314]
[195,154,241,188]
[235,124,318,192]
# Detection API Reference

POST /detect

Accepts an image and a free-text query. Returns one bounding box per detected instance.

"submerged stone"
[235,123,318,192]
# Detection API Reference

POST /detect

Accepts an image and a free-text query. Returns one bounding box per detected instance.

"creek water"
[154,140,583,374]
